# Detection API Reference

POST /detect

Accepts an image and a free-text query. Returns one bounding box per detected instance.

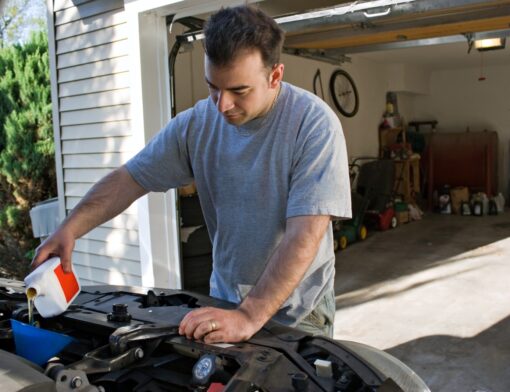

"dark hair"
[204,5,284,69]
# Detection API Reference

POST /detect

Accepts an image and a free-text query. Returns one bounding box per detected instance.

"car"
[0,278,430,392]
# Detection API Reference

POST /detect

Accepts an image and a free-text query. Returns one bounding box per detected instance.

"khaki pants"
[296,288,335,338]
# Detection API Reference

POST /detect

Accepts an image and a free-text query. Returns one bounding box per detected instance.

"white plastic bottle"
[24,257,81,318]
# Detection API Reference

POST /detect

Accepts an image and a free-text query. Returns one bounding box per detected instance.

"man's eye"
[234,90,248,96]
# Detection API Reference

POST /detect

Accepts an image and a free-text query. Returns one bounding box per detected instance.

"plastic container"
[24,257,81,318]
[29,197,59,239]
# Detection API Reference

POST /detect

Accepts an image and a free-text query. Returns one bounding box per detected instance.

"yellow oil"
[26,288,36,325]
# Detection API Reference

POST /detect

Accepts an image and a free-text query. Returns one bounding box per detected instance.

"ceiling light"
[474,38,506,51]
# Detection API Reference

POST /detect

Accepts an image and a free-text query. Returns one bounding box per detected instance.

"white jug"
[24,257,81,318]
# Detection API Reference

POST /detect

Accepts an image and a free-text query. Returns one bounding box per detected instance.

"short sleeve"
[286,113,352,220]
[125,109,194,192]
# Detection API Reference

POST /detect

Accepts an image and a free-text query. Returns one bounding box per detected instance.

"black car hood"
[0,278,429,392]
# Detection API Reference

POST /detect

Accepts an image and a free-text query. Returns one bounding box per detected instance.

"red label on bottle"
[53,264,80,303]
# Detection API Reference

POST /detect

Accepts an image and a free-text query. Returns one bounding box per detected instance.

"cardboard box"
[450,186,470,215]
[396,210,409,224]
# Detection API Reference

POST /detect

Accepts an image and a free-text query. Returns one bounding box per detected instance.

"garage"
[33,0,510,390]
[166,2,510,390]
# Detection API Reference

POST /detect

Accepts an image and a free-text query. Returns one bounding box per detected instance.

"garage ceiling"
[280,0,510,48]
[357,40,510,70]
[180,1,510,69]
[272,0,510,67]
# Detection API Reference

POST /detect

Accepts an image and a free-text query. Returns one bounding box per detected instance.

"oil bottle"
[24,257,81,318]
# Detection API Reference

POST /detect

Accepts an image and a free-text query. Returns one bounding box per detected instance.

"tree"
[1,0,46,47]
[0,31,56,278]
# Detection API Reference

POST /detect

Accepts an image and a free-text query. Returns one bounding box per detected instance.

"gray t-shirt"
[126,82,351,326]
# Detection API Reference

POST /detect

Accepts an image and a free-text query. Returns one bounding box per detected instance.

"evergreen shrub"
[0,32,56,278]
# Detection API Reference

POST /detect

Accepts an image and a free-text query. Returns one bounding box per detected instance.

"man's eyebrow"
[205,77,250,91]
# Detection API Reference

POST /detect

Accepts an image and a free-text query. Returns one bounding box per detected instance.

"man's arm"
[179,215,331,343]
[31,166,148,272]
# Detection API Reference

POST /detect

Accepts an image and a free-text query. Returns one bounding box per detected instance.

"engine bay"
[0,278,427,392]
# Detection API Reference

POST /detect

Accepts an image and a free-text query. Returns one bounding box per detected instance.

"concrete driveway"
[333,211,510,392]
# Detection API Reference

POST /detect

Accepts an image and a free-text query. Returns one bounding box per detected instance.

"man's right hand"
[31,227,76,273]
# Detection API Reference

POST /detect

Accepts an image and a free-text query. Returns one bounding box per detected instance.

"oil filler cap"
[107,304,132,323]
[192,354,217,386]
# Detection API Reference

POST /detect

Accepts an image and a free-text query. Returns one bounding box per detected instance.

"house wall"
[49,0,141,286]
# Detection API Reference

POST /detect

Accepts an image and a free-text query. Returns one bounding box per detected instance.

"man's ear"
[270,63,284,88]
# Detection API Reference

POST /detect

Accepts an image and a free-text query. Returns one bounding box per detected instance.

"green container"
[394,202,409,212]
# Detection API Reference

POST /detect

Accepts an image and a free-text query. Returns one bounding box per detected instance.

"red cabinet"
[424,131,498,208]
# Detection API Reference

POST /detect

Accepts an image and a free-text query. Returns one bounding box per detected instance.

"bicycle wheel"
[329,69,359,117]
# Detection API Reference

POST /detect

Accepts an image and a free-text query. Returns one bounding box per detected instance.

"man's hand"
[31,227,75,273]
[179,216,330,344]
[179,307,262,343]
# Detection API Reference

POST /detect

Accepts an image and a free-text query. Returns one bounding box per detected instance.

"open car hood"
[0,278,429,392]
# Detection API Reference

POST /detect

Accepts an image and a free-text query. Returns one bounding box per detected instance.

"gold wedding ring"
[210,320,217,331]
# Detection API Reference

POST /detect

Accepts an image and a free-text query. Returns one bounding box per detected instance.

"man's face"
[204,50,283,126]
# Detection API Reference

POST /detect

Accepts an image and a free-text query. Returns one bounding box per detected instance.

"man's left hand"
[179,307,261,343]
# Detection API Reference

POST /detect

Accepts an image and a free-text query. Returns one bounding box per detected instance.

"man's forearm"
[62,166,147,239]
[32,166,148,272]
[239,215,331,327]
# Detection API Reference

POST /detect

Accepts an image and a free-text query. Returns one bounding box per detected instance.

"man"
[32,6,351,343]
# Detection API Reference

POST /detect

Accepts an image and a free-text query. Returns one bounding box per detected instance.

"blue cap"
[11,319,75,366]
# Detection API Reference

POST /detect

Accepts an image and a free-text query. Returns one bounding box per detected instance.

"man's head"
[203,6,285,125]
[204,5,284,69]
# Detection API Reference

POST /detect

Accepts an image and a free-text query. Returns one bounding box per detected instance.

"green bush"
[0,31,56,278]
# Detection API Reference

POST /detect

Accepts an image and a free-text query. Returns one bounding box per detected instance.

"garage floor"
[333,210,510,392]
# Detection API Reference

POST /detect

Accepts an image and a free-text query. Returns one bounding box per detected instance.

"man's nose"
[216,91,235,113]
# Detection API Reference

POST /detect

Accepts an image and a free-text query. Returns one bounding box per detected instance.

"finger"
[181,313,205,339]
[179,310,198,335]
[179,308,212,335]
[193,320,215,341]
[60,248,73,273]
[31,246,50,270]
[204,330,225,344]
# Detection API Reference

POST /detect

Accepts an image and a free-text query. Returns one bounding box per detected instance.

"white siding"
[55,0,123,26]
[57,25,128,54]
[58,40,129,69]
[102,214,138,231]
[58,57,130,83]
[60,89,131,112]
[82,226,139,246]
[62,136,133,154]
[74,261,141,287]
[66,196,137,215]
[64,168,114,182]
[56,9,126,40]
[54,0,91,12]
[60,105,130,126]
[59,72,131,97]
[50,0,141,286]
[63,152,133,168]
[61,121,131,140]
[64,182,93,197]
[74,238,140,262]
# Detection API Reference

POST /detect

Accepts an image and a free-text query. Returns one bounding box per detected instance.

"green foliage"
[0,31,56,278]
